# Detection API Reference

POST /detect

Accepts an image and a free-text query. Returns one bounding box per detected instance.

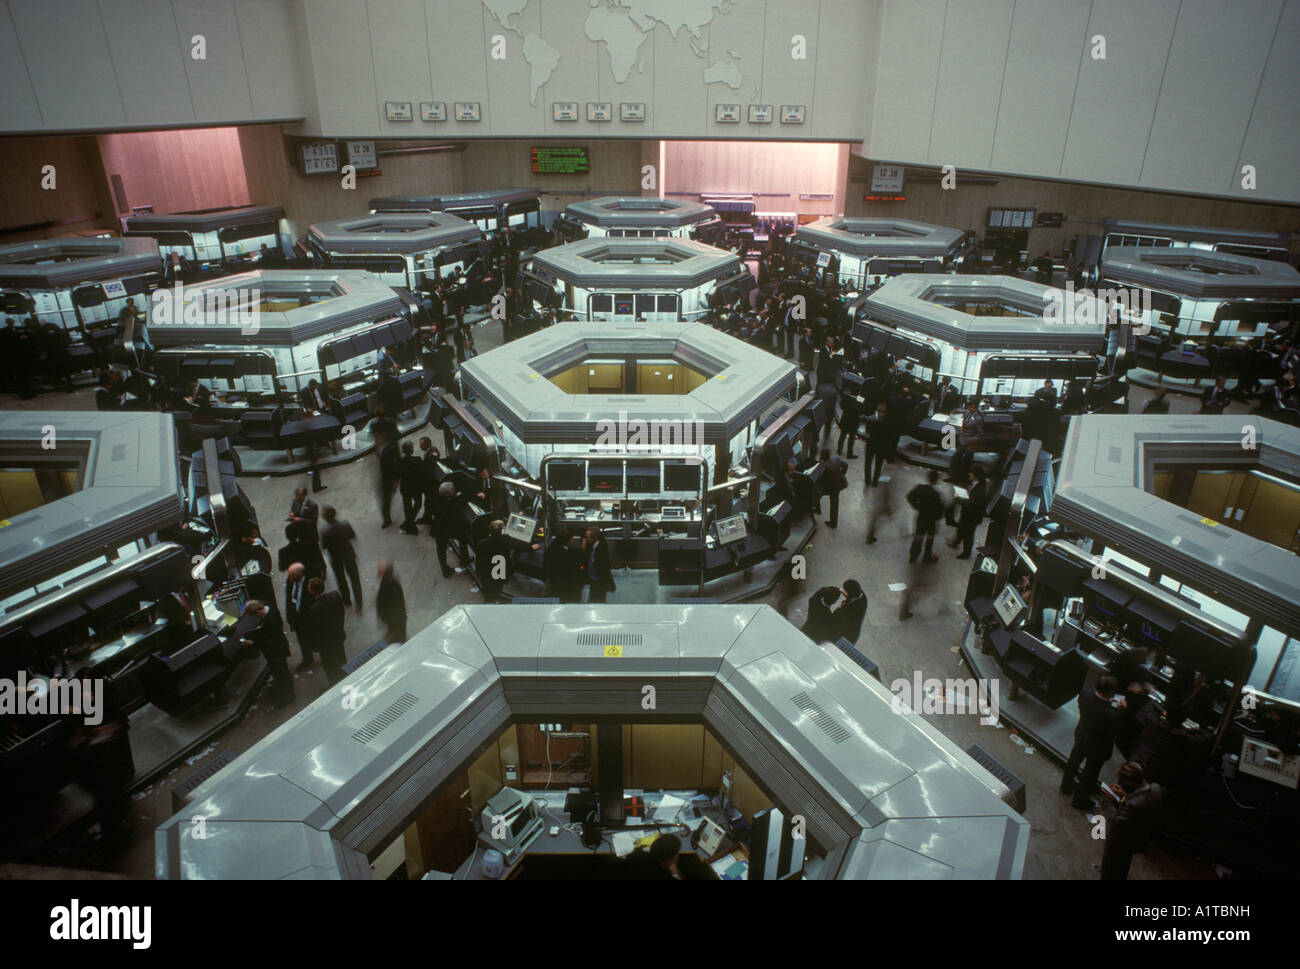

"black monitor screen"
[614,295,634,315]
[1082,577,1129,625]
[663,462,699,493]
[588,464,623,493]
[548,461,585,492]
[1124,600,1177,652]
[510,809,531,838]
[626,465,660,494]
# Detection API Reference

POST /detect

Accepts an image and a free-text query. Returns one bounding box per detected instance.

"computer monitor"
[663,461,701,497]
[587,463,624,494]
[626,465,661,495]
[547,461,586,494]
[504,513,537,544]
[714,514,748,546]
[993,584,1027,628]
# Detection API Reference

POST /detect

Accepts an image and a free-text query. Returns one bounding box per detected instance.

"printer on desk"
[477,786,545,867]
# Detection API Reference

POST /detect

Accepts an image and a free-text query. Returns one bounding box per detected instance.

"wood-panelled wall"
[0,135,116,242]
[844,154,1300,258]
[663,140,851,217]
[237,125,465,239]
[98,128,250,221]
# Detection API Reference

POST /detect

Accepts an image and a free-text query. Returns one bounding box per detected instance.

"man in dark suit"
[583,528,616,603]
[953,465,988,559]
[298,378,330,413]
[818,448,848,529]
[375,558,407,643]
[476,519,514,603]
[398,440,424,535]
[289,485,319,538]
[283,562,313,671]
[416,437,441,525]
[906,470,944,564]
[320,505,362,611]
[862,402,892,487]
[1061,674,1123,811]
[304,577,347,686]
[1199,376,1231,414]
[1100,762,1164,880]
[240,599,294,708]
[836,389,862,458]
[432,481,469,577]
[376,431,400,529]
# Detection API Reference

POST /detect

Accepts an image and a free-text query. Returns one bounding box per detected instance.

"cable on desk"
[459,842,480,880]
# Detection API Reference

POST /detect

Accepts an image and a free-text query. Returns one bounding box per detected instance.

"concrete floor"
[5,320,1243,880]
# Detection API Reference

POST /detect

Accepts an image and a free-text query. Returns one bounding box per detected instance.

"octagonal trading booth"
[145,269,426,471]
[853,274,1115,459]
[369,188,543,238]
[554,196,722,243]
[522,237,752,322]
[0,413,277,860]
[307,212,488,294]
[1097,246,1300,385]
[960,415,1300,876]
[787,217,974,291]
[123,205,287,278]
[0,236,161,378]
[155,603,1029,880]
[447,322,817,600]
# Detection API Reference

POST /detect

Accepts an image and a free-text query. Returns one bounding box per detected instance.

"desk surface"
[451,789,736,880]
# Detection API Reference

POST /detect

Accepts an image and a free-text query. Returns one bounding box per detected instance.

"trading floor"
[1,313,1226,882]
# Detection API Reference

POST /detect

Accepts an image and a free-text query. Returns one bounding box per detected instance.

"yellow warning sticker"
[0,520,10,528]
[1200,517,1219,527]
[604,645,623,657]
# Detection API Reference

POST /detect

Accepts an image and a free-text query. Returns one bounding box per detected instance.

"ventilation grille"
[790,691,851,744]
[351,692,418,745]
[575,632,643,647]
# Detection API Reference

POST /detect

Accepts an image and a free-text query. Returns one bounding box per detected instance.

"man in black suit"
[289,485,319,538]
[376,431,400,529]
[375,558,407,644]
[304,577,347,686]
[397,440,424,535]
[862,402,892,487]
[1199,376,1231,414]
[320,505,362,611]
[583,528,616,603]
[416,437,441,525]
[836,389,862,458]
[906,470,943,564]
[283,562,313,671]
[953,464,988,559]
[476,519,514,604]
[818,448,848,529]
[1100,762,1164,880]
[433,481,469,577]
[1061,674,1123,811]
[298,378,329,413]
[240,599,294,708]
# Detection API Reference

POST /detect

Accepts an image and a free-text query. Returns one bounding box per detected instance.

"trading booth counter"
[123,205,285,271]
[307,212,482,255]
[0,411,182,594]
[460,322,797,456]
[156,604,1029,880]
[531,237,743,290]
[560,196,719,236]
[859,274,1110,352]
[368,188,542,233]
[796,217,967,260]
[147,268,406,348]
[1052,414,1300,637]
[0,235,161,291]
[1099,246,1300,301]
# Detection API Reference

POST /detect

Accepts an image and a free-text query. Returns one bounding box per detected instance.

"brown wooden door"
[413,773,476,875]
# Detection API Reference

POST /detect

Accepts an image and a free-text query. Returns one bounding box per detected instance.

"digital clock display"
[300,142,338,175]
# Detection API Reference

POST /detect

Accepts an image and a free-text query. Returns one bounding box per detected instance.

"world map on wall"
[482,0,745,107]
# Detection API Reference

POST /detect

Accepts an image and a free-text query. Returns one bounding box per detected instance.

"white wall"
[0,0,312,132]
[298,0,876,141]
[865,0,1300,204]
